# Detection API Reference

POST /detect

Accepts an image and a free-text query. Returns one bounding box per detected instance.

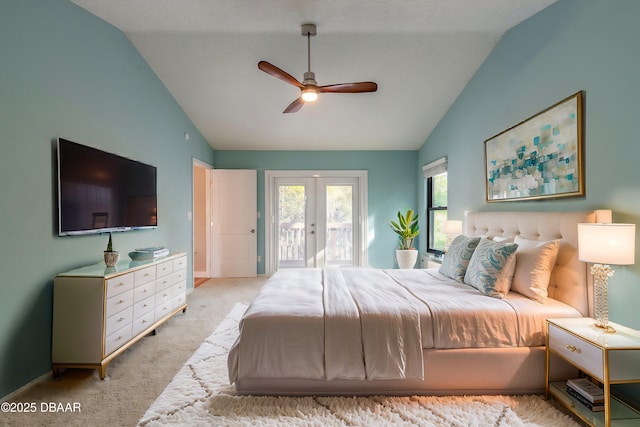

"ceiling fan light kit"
[258,23,377,113]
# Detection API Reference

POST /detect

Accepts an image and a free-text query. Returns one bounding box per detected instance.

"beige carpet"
[138,304,580,427]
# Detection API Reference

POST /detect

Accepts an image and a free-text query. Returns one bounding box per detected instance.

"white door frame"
[192,158,213,279]
[265,170,368,275]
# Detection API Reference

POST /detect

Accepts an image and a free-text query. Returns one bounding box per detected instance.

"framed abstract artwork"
[484,91,584,202]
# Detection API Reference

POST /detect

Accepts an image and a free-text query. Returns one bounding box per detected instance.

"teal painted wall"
[418,0,640,329]
[214,150,418,272]
[0,0,214,398]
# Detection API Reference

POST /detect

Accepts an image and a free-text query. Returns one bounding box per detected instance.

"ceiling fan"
[258,23,378,113]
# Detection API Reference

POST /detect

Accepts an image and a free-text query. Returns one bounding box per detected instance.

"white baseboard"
[1,371,51,403]
[194,270,208,278]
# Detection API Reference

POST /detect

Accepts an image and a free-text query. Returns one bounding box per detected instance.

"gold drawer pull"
[566,344,578,352]
[142,319,147,324]
[144,273,150,277]
[117,282,124,287]
[118,317,125,322]
[118,299,124,304]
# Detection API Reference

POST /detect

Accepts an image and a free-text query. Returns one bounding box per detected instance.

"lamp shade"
[442,220,462,235]
[577,223,636,265]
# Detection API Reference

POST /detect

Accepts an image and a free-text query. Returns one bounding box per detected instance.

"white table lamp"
[578,223,636,333]
[442,220,463,251]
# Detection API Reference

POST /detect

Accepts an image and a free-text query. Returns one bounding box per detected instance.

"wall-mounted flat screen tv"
[57,138,157,236]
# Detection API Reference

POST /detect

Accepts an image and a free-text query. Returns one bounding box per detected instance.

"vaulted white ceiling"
[71,0,557,150]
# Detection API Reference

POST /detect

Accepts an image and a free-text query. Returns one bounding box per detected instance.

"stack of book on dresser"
[566,378,605,412]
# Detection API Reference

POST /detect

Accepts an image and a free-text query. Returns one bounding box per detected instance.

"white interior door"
[211,169,257,277]
[267,171,366,273]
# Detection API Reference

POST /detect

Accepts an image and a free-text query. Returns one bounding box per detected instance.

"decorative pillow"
[439,235,481,282]
[463,238,518,298]
[511,236,560,302]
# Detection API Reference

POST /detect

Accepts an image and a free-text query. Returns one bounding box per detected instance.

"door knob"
[251,229,256,233]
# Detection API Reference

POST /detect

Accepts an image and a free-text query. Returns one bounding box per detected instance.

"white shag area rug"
[138,303,579,427]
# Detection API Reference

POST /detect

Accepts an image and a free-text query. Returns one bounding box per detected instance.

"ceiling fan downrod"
[301,23,317,86]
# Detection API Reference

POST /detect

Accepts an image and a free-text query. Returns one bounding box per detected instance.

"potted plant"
[104,232,120,267]
[390,209,420,269]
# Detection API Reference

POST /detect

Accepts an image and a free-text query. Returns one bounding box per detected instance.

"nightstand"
[546,318,640,427]
[419,252,442,269]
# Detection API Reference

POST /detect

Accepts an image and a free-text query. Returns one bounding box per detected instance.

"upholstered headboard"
[465,210,612,317]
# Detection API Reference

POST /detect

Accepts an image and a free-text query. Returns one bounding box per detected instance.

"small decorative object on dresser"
[390,209,420,269]
[52,253,188,379]
[103,232,120,267]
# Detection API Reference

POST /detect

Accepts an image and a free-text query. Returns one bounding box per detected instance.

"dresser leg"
[99,366,107,380]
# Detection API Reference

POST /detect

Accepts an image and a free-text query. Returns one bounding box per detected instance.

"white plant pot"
[396,249,418,269]
[104,251,120,267]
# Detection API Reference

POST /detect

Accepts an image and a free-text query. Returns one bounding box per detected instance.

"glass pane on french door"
[277,184,308,268]
[325,185,353,266]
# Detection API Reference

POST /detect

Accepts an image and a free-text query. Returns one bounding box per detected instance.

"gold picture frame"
[484,91,584,202]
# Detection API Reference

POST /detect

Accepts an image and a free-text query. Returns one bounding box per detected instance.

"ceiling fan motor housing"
[302,71,317,86]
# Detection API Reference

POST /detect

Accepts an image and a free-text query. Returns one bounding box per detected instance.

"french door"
[265,171,367,274]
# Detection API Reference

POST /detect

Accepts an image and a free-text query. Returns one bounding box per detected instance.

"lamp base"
[591,264,616,334]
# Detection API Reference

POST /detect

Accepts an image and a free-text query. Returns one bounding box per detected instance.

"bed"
[228,210,611,396]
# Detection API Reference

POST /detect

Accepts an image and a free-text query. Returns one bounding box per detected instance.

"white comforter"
[228,268,580,383]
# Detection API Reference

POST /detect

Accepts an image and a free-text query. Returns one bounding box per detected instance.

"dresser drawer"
[173,256,187,272]
[134,266,156,286]
[156,260,173,278]
[133,295,155,319]
[105,289,134,317]
[156,275,173,292]
[155,300,173,321]
[106,274,133,298]
[172,268,187,285]
[105,323,132,356]
[105,306,133,337]
[172,280,186,298]
[134,280,155,302]
[172,292,186,310]
[132,310,156,336]
[549,323,604,379]
[155,287,173,306]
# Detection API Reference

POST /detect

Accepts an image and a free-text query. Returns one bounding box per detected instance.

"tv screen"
[57,138,157,236]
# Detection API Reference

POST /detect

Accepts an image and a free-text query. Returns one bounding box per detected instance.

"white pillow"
[491,235,515,243]
[511,236,560,302]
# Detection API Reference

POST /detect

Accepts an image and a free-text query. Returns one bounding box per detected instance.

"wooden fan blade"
[283,97,305,114]
[258,61,303,88]
[319,82,378,93]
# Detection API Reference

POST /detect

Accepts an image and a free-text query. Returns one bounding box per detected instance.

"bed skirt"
[234,346,577,396]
